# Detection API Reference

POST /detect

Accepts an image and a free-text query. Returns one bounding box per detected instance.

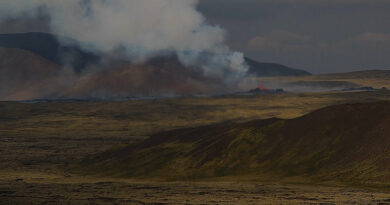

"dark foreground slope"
[79,101,390,185]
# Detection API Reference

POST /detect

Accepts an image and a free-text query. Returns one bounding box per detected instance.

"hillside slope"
[0,32,99,72]
[79,101,390,185]
[0,47,65,100]
[246,57,311,77]
[63,55,228,98]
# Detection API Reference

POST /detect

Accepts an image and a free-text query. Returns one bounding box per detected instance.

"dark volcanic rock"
[248,88,285,94]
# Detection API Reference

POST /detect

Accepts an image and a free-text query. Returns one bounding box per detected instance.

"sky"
[1,0,390,74]
[198,0,390,73]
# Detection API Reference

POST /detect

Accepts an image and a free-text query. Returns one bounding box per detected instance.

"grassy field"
[258,70,390,92]
[78,101,390,186]
[3,177,390,204]
[2,89,390,204]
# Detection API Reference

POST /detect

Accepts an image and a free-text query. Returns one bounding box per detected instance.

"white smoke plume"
[0,0,248,81]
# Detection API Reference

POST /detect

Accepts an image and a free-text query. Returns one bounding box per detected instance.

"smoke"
[0,0,248,94]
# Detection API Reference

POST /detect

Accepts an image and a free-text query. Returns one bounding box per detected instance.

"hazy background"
[0,0,389,74]
[199,0,390,73]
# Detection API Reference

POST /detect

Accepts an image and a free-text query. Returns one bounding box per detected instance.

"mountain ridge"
[0,32,311,77]
[0,47,64,100]
[245,57,311,77]
[0,32,100,72]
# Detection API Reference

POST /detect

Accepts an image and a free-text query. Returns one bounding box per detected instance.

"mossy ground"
[3,90,390,203]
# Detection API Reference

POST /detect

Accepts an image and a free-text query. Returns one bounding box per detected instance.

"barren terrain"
[2,88,390,204]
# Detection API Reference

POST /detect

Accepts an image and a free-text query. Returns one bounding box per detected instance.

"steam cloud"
[0,0,248,94]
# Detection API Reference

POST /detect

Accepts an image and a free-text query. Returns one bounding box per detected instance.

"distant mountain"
[0,32,312,100]
[0,47,63,100]
[78,101,390,185]
[0,32,99,72]
[245,57,311,77]
[0,32,310,77]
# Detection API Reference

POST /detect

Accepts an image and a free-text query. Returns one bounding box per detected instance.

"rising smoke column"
[0,0,248,93]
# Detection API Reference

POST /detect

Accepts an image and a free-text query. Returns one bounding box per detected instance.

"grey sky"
[0,0,389,74]
[198,0,390,73]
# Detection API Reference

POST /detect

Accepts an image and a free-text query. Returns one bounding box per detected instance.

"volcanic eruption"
[0,0,250,99]
[257,84,268,91]
[248,83,285,94]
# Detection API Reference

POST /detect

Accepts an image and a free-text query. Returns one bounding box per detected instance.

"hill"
[0,32,310,77]
[62,55,224,98]
[246,57,311,77]
[0,32,99,72]
[0,47,64,100]
[79,101,390,185]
